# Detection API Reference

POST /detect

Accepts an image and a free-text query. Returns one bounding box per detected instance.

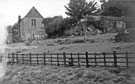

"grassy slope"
[17,33,135,54]
[4,33,135,84]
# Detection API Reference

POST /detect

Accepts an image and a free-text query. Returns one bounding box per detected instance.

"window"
[31,19,36,26]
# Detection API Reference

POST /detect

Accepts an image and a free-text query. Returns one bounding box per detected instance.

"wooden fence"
[7,51,135,68]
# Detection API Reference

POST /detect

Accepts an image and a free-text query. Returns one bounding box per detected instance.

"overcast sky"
[0,0,101,26]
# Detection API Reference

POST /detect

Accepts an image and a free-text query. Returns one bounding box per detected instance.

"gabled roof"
[24,6,44,18]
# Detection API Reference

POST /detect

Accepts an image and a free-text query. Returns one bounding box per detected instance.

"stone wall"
[20,17,44,41]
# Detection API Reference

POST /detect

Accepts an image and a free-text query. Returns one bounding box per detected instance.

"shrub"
[72,39,85,43]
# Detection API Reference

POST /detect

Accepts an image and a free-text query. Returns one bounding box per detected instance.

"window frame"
[31,19,36,27]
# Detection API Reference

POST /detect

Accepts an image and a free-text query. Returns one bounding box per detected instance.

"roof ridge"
[24,6,44,18]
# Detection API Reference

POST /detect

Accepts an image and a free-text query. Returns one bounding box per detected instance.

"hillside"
[3,33,135,84]
[6,33,135,54]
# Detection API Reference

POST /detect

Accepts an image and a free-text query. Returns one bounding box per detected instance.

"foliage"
[45,16,63,38]
[65,0,99,20]
[42,16,72,38]
[42,16,79,38]
[101,1,126,17]
[6,25,12,33]
[42,0,102,38]
[41,0,101,38]
[12,23,20,43]
[42,17,53,26]
[6,25,13,43]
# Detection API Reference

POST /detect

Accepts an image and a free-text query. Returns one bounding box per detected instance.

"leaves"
[101,1,126,17]
[12,23,20,43]
[65,0,99,20]
[42,16,79,38]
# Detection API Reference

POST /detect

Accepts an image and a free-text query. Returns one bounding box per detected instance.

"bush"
[72,39,85,43]
[86,39,95,43]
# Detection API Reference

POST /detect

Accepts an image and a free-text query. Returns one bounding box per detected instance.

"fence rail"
[7,51,135,68]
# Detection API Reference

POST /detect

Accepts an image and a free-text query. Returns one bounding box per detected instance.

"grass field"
[6,33,135,54]
[0,65,134,84]
[3,33,135,84]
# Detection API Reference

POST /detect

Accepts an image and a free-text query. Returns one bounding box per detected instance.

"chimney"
[18,15,21,22]
[18,15,21,42]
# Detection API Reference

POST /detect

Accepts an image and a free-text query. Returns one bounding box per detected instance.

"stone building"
[18,6,44,41]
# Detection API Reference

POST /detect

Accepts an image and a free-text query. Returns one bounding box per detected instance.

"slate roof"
[24,6,44,18]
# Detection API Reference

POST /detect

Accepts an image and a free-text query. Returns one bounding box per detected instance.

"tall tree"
[42,16,79,38]
[43,16,64,38]
[65,0,99,20]
[101,1,127,17]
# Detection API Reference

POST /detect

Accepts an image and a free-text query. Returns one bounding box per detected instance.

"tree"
[56,17,78,36]
[43,16,64,38]
[42,16,79,38]
[12,23,20,43]
[65,0,99,20]
[6,25,12,33]
[101,1,127,17]
[42,17,53,26]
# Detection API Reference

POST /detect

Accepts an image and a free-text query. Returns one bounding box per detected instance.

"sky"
[0,0,101,26]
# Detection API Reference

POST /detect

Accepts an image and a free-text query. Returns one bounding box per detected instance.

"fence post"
[29,53,32,65]
[63,52,66,67]
[103,52,106,67]
[0,54,2,62]
[57,53,59,66]
[126,52,129,69]
[94,53,97,66]
[22,54,24,64]
[37,53,39,65]
[16,53,18,64]
[12,53,15,64]
[69,53,73,66]
[1,55,3,62]
[50,53,52,65]
[43,52,46,65]
[8,53,9,59]
[113,51,117,67]
[85,52,89,67]
[7,53,9,62]
[78,53,80,67]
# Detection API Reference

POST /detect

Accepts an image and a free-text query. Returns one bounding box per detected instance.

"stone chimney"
[18,15,21,22]
[18,15,21,42]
